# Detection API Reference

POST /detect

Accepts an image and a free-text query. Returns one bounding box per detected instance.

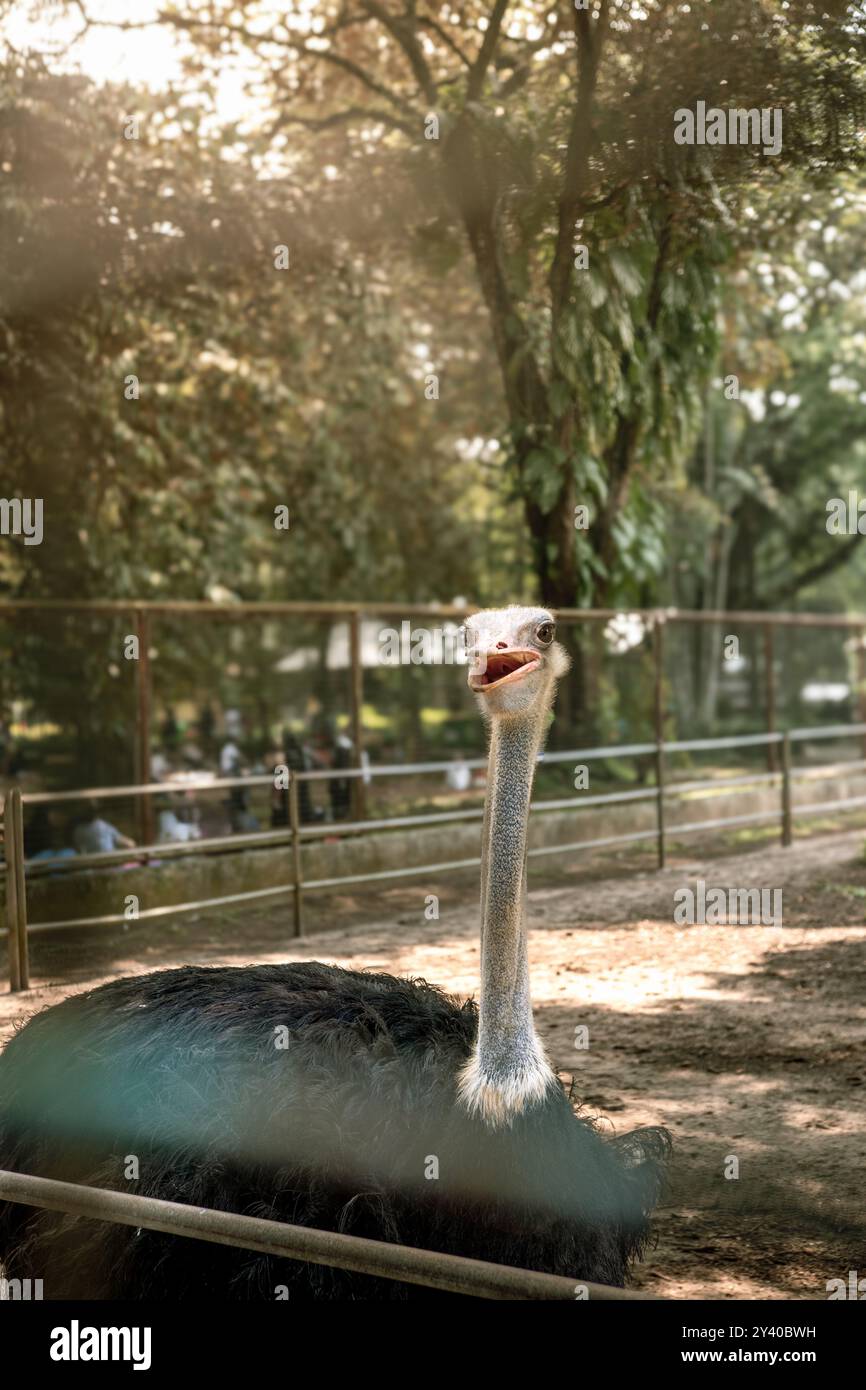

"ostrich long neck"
[475,709,549,1093]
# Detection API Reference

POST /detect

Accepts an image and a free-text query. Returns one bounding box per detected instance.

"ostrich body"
[0,607,668,1298]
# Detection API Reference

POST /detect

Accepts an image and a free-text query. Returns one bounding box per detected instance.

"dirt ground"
[2,827,865,1301]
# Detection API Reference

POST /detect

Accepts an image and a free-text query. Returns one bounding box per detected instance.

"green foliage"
[0,0,864,663]
[666,170,866,619]
[0,56,483,609]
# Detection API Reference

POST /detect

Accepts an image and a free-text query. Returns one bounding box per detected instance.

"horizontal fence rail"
[4,724,866,963]
[2,597,866,627]
[0,1168,653,1301]
[4,598,865,848]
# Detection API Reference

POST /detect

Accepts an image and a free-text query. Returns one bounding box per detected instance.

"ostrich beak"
[468,649,541,693]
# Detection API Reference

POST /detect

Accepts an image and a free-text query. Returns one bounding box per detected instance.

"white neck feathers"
[458,704,556,1127]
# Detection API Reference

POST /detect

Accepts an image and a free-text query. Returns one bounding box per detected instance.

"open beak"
[468,649,541,693]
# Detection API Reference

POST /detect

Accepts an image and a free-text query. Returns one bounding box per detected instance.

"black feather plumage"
[0,961,668,1298]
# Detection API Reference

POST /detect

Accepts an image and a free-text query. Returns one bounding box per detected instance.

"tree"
[668,171,866,614]
[0,54,486,608]
[0,54,493,775]
[60,0,863,611]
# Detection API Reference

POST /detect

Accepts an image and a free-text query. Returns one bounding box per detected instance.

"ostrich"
[0,606,668,1298]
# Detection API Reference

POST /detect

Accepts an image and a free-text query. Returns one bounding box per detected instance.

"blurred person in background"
[446,751,472,793]
[156,795,202,844]
[24,806,77,863]
[330,731,353,821]
[73,800,136,855]
[220,731,259,834]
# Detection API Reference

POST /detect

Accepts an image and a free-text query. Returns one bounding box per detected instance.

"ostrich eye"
[536,621,555,646]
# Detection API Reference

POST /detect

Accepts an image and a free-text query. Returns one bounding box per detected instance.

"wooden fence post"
[781,731,793,848]
[764,623,777,773]
[349,610,366,821]
[4,787,28,992]
[134,607,154,846]
[290,774,303,938]
[653,617,666,870]
[4,789,20,992]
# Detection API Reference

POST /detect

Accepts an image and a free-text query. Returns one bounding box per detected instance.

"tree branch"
[269,104,415,138]
[417,15,473,68]
[497,11,569,98]
[466,0,510,102]
[548,0,609,315]
[774,530,866,603]
[359,1,437,104]
[71,2,417,119]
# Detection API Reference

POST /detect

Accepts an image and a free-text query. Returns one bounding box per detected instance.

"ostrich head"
[459,605,569,1128]
[464,606,569,720]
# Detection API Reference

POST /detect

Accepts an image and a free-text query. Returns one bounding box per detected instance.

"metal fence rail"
[2,788,27,991]
[0,1168,653,1300]
[4,722,866,975]
[4,598,866,839]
